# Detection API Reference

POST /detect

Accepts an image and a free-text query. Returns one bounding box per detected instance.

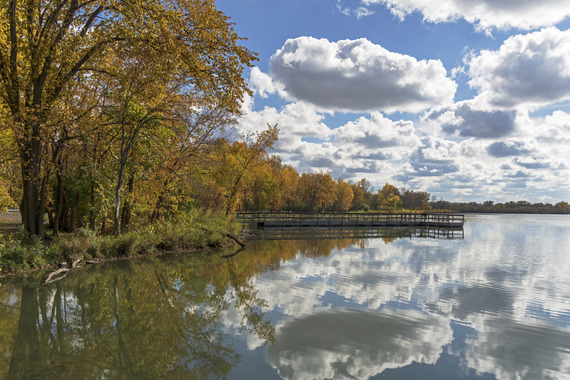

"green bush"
[0,209,240,275]
[0,232,54,272]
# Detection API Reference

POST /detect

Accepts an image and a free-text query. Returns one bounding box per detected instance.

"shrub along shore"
[0,210,241,278]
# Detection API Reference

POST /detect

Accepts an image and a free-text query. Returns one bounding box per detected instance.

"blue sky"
[216,0,570,203]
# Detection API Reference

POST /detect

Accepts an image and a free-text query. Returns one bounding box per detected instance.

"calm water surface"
[1,214,570,379]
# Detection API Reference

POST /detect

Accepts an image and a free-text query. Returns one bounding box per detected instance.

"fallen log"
[43,256,83,285]
[196,226,246,248]
[43,268,70,285]
[225,233,246,248]
[71,256,83,269]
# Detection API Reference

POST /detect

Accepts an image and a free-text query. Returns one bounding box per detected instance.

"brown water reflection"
[0,236,365,379]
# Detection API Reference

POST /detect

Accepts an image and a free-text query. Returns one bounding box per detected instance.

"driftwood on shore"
[42,256,83,285]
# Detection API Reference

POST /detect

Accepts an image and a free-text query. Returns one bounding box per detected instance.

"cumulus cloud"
[333,112,420,150]
[249,67,280,98]
[425,101,517,138]
[270,37,456,113]
[534,110,570,146]
[404,138,464,177]
[237,88,569,202]
[362,0,570,32]
[287,113,422,179]
[467,28,570,109]
[487,141,532,157]
[514,157,566,170]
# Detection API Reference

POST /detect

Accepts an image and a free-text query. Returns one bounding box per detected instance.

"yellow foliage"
[0,185,16,212]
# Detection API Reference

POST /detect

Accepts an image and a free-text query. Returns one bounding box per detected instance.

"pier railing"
[236,212,464,228]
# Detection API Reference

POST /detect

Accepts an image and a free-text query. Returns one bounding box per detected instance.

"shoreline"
[0,210,244,281]
[0,232,251,282]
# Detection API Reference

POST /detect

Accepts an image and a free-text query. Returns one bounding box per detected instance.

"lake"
[1,214,570,379]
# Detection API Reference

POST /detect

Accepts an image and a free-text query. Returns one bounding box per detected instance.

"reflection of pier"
[237,212,464,228]
[249,226,464,240]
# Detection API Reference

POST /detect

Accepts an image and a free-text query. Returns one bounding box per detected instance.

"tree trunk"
[19,118,48,236]
[151,179,170,223]
[60,187,70,232]
[114,172,124,236]
[70,190,80,233]
[20,154,47,236]
[120,175,134,234]
[53,171,64,236]
[89,182,96,231]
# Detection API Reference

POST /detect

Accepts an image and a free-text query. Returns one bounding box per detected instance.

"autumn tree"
[335,178,353,212]
[350,178,372,211]
[222,124,279,215]
[148,106,237,222]
[401,188,431,210]
[556,201,569,213]
[0,125,17,211]
[297,172,336,212]
[0,0,256,235]
[241,156,300,212]
[375,183,402,209]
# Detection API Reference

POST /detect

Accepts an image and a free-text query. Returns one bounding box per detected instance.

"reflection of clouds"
[241,215,570,378]
[439,284,514,320]
[266,309,452,380]
[464,318,570,380]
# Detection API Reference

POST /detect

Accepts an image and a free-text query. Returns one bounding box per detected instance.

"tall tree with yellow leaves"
[0,0,256,235]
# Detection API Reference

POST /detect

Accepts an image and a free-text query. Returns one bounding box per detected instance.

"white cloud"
[333,112,420,151]
[238,100,421,183]
[355,6,375,19]
[269,37,456,113]
[249,67,280,98]
[238,97,333,151]
[467,28,570,109]
[424,100,517,138]
[237,92,569,202]
[362,0,570,32]
[292,113,421,180]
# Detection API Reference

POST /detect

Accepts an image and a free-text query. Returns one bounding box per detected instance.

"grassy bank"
[0,210,241,276]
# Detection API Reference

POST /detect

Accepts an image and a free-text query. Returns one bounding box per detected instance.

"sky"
[215,0,570,203]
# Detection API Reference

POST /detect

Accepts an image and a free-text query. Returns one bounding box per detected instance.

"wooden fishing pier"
[236,212,464,228]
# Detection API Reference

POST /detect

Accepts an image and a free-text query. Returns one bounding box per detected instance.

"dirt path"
[0,208,21,234]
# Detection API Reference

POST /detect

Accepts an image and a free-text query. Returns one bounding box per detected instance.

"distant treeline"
[430,200,570,214]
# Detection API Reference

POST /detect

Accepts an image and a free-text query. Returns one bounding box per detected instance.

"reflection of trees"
[7,287,41,378]
[227,260,276,345]
[0,286,20,377]
[3,238,360,378]
[2,254,276,378]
